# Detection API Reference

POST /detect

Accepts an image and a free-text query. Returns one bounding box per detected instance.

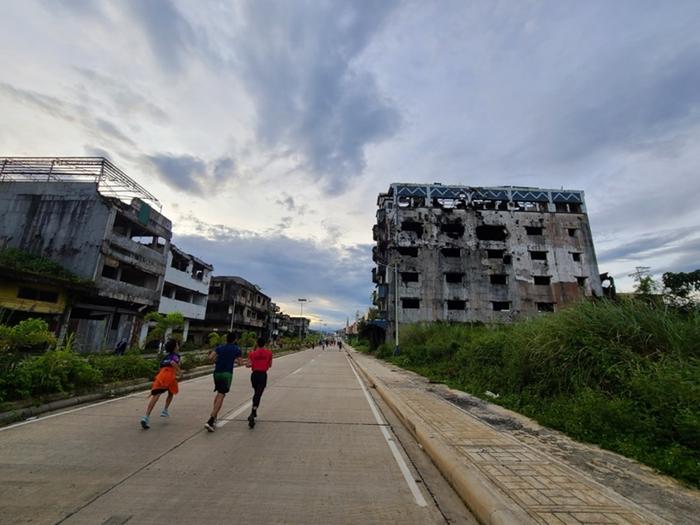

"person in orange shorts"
[140,339,181,429]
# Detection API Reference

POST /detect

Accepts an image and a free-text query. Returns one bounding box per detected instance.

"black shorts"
[151,388,168,396]
[213,372,233,394]
[250,371,268,389]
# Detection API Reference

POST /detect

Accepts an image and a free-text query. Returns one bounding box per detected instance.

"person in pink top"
[246,337,273,428]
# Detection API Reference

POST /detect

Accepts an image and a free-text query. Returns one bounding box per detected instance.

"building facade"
[0,157,171,351]
[373,183,602,340]
[155,244,213,343]
[190,275,271,341]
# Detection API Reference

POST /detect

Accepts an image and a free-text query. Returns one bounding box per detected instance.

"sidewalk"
[349,350,678,525]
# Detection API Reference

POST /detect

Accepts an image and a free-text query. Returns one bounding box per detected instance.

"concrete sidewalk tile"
[350,351,669,525]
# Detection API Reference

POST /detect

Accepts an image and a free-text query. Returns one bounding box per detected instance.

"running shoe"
[140,416,150,429]
[248,414,255,428]
[205,417,216,432]
[160,409,169,417]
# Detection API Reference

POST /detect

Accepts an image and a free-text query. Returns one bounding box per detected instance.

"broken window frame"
[476,224,508,241]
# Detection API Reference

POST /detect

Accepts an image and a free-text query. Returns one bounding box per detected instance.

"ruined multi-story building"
[373,183,602,341]
[190,275,271,340]
[0,157,171,350]
[155,244,213,344]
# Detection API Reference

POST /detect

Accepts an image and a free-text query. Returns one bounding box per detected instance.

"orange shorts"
[151,366,178,395]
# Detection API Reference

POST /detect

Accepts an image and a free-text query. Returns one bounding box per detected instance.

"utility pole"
[297,298,308,340]
[228,292,237,332]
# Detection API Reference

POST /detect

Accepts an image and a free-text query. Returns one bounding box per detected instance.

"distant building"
[0,157,171,351]
[373,183,602,342]
[288,316,310,339]
[154,244,213,343]
[190,275,271,342]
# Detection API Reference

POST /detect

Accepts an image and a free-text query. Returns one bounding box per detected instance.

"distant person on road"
[140,338,181,429]
[246,337,273,428]
[205,332,243,432]
[114,338,127,355]
[338,340,343,351]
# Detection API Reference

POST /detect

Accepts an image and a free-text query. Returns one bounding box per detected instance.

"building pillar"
[182,319,190,341]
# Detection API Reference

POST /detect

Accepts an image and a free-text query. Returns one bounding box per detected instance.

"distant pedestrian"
[338,340,343,352]
[140,339,181,429]
[246,337,273,428]
[114,338,127,355]
[205,332,243,432]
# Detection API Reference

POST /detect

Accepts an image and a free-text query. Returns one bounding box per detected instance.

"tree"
[663,270,700,311]
[144,312,185,347]
[0,318,56,371]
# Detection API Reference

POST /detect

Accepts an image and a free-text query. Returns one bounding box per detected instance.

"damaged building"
[373,183,602,341]
[0,157,172,351]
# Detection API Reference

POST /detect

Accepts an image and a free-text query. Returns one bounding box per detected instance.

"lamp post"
[297,298,308,340]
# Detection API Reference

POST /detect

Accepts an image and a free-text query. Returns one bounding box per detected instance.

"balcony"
[158,296,206,320]
[163,266,209,295]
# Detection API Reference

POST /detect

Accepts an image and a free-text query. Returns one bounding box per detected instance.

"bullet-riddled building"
[372,183,602,340]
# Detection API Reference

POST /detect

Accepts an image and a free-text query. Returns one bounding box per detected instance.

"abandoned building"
[373,183,602,341]
[154,244,213,344]
[0,157,172,351]
[190,275,272,341]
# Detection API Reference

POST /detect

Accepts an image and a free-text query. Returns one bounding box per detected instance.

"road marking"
[290,366,303,375]
[0,350,307,432]
[217,401,252,428]
[345,354,428,507]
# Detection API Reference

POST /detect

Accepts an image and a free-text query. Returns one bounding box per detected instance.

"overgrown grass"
[370,300,700,487]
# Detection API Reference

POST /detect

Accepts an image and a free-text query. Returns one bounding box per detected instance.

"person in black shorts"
[246,337,273,428]
[205,332,243,432]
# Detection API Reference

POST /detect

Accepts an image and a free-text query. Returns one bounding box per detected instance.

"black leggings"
[251,371,268,408]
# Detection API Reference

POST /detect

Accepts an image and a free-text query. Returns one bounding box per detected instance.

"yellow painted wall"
[0,280,67,314]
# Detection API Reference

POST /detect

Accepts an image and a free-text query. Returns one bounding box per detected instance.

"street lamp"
[297,298,309,340]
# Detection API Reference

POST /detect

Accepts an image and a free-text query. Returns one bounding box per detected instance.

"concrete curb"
[0,366,215,427]
[348,351,534,525]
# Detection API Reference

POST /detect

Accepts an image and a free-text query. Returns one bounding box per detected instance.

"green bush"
[384,300,700,486]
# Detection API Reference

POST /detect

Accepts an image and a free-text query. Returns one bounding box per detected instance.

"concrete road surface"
[0,348,474,524]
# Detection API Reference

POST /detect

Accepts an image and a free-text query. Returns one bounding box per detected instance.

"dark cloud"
[597,227,698,263]
[141,153,237,195]
[172,218,373,326]
[234,0,402,193]
[124,0,195,74]
[275,193,309,216]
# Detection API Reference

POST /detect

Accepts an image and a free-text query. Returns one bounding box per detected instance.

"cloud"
[0,82,135,147]
[141,153,237,195]
[172,217,373,327]
[597,226,699,263]
[124,0,196,74]
[73,67,169,123]
[275,193,309,216]
[233,0,402,193]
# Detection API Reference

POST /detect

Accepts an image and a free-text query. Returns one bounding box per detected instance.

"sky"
[1,0,699,329]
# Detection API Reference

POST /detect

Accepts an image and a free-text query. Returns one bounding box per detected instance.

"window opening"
[397,246,418,257]
[401,221,423,238]
[490,274,507,285]
[525,226,544,235]
[571,252,582,262]
[476,224,507,241]
[441,248,460,258]
[447,300,466,310]
[401,298,420,309]
[492,301,510,311]
[534,276,551,285]
[530,251,548,261]
[440,221,465,239]
[568,228,578,237]
[401,272,419,283]
[576,276,587,287]
[537,302,555,312]
[445,273,464,284]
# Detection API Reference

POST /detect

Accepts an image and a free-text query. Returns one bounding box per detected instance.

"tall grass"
[379,300,700,486]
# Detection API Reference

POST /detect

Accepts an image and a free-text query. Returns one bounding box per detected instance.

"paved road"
[0,348,472,524]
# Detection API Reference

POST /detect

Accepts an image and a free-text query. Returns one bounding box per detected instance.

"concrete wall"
[0,182,110,279]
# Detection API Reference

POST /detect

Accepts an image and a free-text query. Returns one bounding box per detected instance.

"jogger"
[246,337,273,428]
[141,339,181,429]
[205,332,243,432]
